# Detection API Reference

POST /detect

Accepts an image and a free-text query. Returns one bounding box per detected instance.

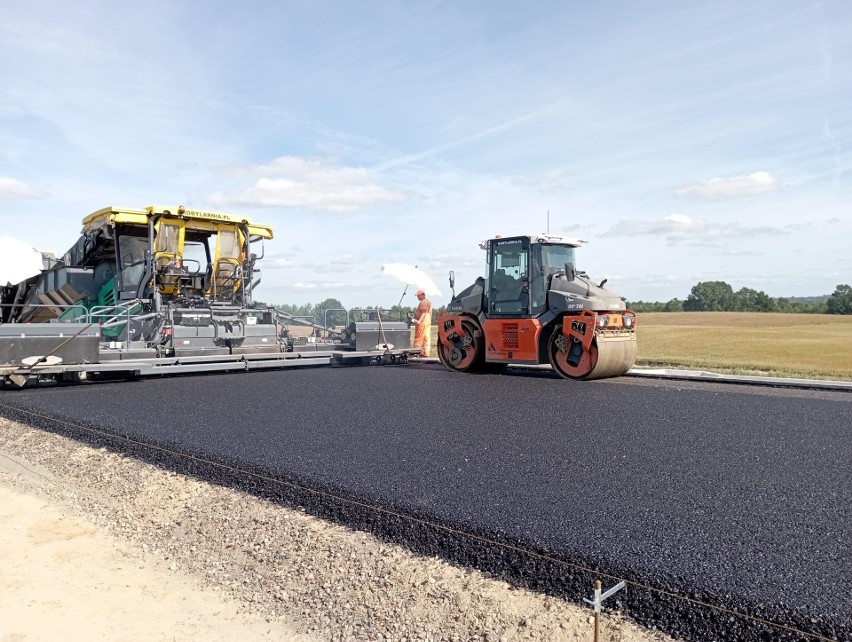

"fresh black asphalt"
[1,364,849,641]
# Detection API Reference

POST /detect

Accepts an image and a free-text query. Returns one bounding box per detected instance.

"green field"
[636,312,852,381]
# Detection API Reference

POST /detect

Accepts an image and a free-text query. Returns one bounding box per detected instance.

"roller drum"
[583,335,637,380]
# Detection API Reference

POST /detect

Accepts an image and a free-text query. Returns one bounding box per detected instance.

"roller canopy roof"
[479,233,586,250]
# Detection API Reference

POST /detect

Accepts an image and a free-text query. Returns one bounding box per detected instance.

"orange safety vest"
[413,298,432,356]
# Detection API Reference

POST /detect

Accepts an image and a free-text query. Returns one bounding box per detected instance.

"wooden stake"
[594,579,601,642]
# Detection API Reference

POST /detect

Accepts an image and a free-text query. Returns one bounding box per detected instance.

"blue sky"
[1,0,850,308]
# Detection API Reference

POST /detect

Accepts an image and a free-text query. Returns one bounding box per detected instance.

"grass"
[635,312,852,381]
[427,312,852,381]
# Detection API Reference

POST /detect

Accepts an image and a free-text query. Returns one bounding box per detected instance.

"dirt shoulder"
[0,419,673,642]
[0,483,307,642]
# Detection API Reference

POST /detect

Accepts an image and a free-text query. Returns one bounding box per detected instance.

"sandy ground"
[0,484,309,642]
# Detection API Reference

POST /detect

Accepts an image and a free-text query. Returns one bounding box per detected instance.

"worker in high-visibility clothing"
[412,289,433,357]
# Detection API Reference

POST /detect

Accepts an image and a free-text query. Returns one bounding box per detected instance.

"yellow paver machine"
[0,206,415,387]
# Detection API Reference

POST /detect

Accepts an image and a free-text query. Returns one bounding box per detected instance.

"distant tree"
[388,304,414,322]
[663,298,684,312]
[771,297,823,314]
[624,300,663,312]
[276,302,315,320]
[683,281,735,311]
[734,287,777,312]
[625,300,651,312]
[314,297,346,327]
[623,298,683,312]
[349,305,379,323]
[826,284,852,314]
[625,288,826,315]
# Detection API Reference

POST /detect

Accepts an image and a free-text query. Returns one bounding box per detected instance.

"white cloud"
[0,177,44,199]
[605,213,783,245]
[330,254,363,265]
[721,248,764,256]
[666,213,692,226]
[421,253,483,269]
[293,281,348,290]
[676,171,781,200]
[209,156,407,212]
[264,256,300,269]
[509,169,572,194]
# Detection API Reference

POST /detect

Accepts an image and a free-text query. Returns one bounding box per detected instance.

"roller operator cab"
[437,234,637,380]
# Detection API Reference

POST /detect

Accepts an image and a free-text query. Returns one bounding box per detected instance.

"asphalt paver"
[1,365,849,641]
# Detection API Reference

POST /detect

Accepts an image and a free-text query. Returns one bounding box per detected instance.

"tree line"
[257,298,449,328]
[259,283,852,322]
[627,282,852,314]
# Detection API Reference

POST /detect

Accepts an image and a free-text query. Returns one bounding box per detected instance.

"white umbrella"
[381,263,442,297]
[0,236,45,286]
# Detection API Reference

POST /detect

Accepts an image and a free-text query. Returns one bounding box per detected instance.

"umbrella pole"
[396,284,408,320]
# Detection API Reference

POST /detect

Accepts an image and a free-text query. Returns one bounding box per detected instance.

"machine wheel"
[437,320,485,373]
[547,326,637,380]
[548,326,597,380]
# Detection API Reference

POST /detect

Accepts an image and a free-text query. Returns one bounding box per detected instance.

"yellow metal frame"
[208,224,246,298]
[153,218,187,296]
[81,205,273,240]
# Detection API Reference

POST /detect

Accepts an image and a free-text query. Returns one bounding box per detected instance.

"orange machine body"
[436,233,638,380]
[482,318,542,364]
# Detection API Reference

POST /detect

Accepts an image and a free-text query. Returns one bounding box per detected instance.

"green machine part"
[93,278,141,339]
